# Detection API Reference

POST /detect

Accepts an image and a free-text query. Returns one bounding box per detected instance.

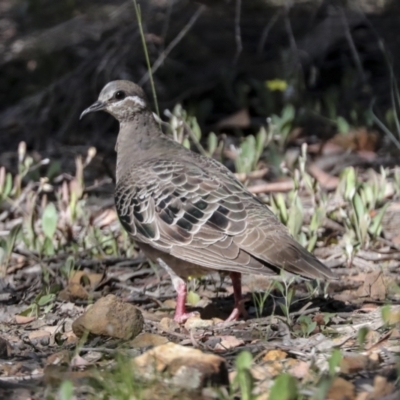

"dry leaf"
[329,128,379,153]
[214,335,244,350]
[327,377,355,400]
[343,271,395,300]
[14,315,36,324]
[263,349,288,362]
[217,108,250,129]
[287,359,310,379]
[28,330,51,341]
[308,163,339,190]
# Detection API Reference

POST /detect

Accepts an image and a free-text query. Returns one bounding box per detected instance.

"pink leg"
[173,280,196,323]
[225,272,246,322]
[157,258,195,323]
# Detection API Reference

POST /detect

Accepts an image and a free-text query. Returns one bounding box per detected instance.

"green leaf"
[207,132,218,156]
[37,293,56,306]
[269,374,298,400]
[46,160,61,180]
[186,290,200,306]
[2,172,13,198]
[59,380,74,400]
[236,351,253,370]
[182,137,190,150]
[357,327,369,347]
[381,304,392,325]
[337,116,350,134]
[6,224,21,256]
[369,203,389,238]
[0,241,6,269]
[190,117,202,141]
[255,127,267,160]
[42,203,58,238]
[42,237,55,256]
[328,349,342,377]
[236,135,257,174]
[281,104,295,124]
[235,351,254,400]
[344,167,357,200]
[352,193,365,224]
[274,193,288,223]
[287,196,303,238]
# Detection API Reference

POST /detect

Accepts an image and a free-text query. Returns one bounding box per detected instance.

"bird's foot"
[173,311,197,323]
[157,257,193,323]
[222,271,247,322]
[225,307,240,322]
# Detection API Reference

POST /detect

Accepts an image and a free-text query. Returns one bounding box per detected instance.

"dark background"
[1,0,400,161]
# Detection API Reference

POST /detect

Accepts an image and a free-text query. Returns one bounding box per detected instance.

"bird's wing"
[115,158,335,279]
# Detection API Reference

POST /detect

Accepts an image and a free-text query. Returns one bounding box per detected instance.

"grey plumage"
[81,80,336,321]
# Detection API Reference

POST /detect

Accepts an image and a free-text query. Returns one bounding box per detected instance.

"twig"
[133,0,160,121]
[247,180,294,194]
[284,0,303,77]
[233,0,242,64]
[234,167,269,183]
[257,11,281,55]
[289,306,320,318]
[339,7,366,83]
[139,5,206,86]
[182,120,209,157]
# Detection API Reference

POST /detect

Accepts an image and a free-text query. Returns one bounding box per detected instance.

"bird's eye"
[115,91,126,100]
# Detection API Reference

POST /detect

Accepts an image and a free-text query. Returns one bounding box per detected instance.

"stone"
[132,342,229,390]
[72,294,143,340]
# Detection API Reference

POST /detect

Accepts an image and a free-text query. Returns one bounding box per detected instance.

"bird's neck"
[115,111,163,182]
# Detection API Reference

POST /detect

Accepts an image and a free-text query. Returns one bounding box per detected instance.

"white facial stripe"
[118,95,146,108]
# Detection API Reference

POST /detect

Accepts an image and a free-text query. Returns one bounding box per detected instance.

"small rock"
[46,350,71,366]
[263,349,288,361]
[184,316,217,330]
[130,333,169,348]
[72,294,143,340]
[0,337,12,359]
[214,335,244,350]
[340,353,371,374]
[58,271,104,301]
[163,299,177,309]
[250,365,272,381]
[44,365,95,386]
[287,359,310,379]
[372,376,395,398]
[58,282,89,301]
[28,330,51,345]
[327,377,355,400]
[132,342,229,390]
[159,317,180,332]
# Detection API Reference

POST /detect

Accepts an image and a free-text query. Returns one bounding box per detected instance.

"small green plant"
[252,281,275,318]
[357,326,369,350]
[269,104,295,150]
[166,104,219,157]
[274,272,297,325]
[58,380,74,400]
[232,351,255,400]
[314,349,343,400]
[338,166,389,249]
[270,191,304,243]
[297,315,317,337]
[269,373,298,400]
[0,224,21,277]
[19,289,56,318]
[94,352,145,400]
[234,128,268,174]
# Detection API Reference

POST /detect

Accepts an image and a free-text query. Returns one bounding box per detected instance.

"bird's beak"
[80,101,106,120]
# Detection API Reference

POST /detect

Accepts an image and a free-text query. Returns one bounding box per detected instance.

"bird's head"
[80,80,149,121]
